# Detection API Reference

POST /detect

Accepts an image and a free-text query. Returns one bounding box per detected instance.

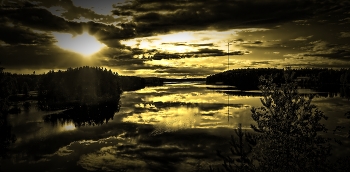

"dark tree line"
[119,75,146,91]
[117,76,164,91]
[0,66,164,111]
[37,66,122,110]
[206,68,284,90]
[12,74,39,96]
[0,72,39,99]
[206,68,350,90]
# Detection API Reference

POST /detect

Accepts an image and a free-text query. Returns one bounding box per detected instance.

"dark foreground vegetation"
[211,71,350,172]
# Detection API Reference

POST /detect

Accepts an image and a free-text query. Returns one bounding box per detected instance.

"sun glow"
[53,32,106,57]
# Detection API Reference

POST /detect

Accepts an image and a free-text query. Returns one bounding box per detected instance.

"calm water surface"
[3,82,350,171]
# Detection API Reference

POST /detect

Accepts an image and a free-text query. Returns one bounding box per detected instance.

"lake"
[2,81,350,171]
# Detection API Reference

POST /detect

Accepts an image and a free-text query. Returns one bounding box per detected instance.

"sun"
[53,32,106,57]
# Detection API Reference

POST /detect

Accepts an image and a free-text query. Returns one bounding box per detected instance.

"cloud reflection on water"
[120,83,262,132]
[75,127,233,172]
[3,82,350,171]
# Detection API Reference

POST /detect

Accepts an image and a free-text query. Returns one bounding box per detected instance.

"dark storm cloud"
[112,0,348,35]
[162,42,187,46]
[189,43,214,47]
[300,41,350,61]
[0,1,136,47]
[85,21,136,48]
[304,51,350,61]
[0,45,86,69]
[0,5,83,34]
[244,40,263,45]
[236,40,264,48]
[161,42,215,47]
[0,24,54,45]
[190,48,224,56]
[250,61,271,66]
[98,57,146,67]
[189,48,248,56]
[150,48,228,60]
[149,47,249,60]
[0,1,136,70]
[28,0,121,23]
[155,66,223,77]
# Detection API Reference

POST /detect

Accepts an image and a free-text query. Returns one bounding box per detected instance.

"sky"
[0,0,350,78]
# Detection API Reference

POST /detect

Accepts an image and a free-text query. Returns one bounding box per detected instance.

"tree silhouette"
[250,74,331,171]
[37,66,122,110]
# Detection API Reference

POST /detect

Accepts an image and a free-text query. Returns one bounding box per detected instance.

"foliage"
[119,75,146,91]
[212,71,338,171]
[206,68,350,90]
[37,66,122,110]
[206,68,284,90]
[211,124,257,172]
[250,74,331,171]
[0,71,18,113]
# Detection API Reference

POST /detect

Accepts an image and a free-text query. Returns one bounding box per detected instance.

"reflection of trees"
[340,85,350,100]
[43,100,120,127]
[0,113,16,160]
[0,65,16,161]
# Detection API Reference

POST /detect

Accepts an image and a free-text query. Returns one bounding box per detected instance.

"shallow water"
[2,82,350,171]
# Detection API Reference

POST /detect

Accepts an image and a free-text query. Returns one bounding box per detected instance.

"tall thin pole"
[227,42,230,122]
[227,42,230,71]
[228,94,229,122]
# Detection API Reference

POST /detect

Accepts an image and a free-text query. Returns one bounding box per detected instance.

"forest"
[37,66,122,110]
[206,68,350,90]
[0,66,165,111]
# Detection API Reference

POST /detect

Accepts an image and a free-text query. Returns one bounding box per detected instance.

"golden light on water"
[53,32,106,57]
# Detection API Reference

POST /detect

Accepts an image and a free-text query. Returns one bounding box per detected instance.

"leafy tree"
[250,74,331,171]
